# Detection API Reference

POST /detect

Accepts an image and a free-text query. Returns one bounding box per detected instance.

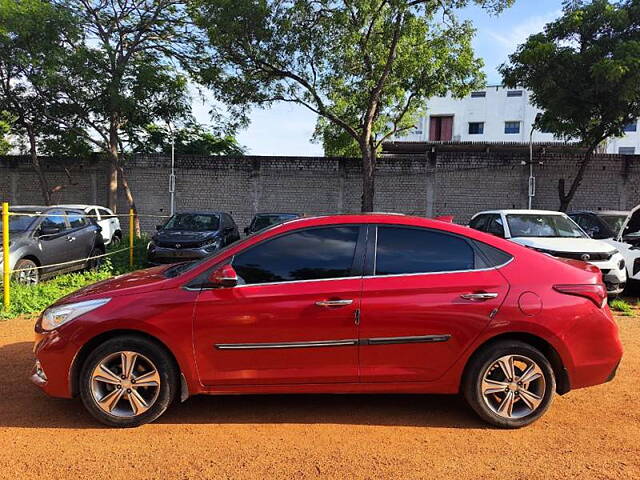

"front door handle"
[67,236,76,242]
[315,299,354,307]
[460,292,498,301]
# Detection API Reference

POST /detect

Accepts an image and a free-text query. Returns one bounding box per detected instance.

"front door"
[193,225,365,386]
[36,210,77,275]
[359,226,510,383]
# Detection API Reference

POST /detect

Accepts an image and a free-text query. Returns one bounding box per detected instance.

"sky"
[193,0,565,156]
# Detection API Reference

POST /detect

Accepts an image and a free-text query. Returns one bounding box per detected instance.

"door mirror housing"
[208,264,238,288]
[39,225,62,236]
[156,225,163,231]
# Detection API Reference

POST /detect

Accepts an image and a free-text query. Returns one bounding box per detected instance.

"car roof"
[11,205,84,213]
[473,209,566,216]
[254,212,300,217]
[56,204,111,210]
[569,210,630,216]
[174,211,225,216]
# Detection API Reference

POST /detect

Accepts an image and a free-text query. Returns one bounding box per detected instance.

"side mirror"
[156,225,163,231]
[244,227,250,235]
[208,264,238,288]
[39,225,62,236]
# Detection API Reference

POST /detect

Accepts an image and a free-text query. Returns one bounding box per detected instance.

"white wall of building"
[399,85,639,154]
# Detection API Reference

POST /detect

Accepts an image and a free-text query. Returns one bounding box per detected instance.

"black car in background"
[147,211,240,264]
[244,213,301,235]
[0,206,105,284]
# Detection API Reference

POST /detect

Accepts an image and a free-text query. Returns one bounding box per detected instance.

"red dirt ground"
[0,312,638,479]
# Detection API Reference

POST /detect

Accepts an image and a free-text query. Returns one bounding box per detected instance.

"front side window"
[163,213,220,232]
[233,226,359,285]
[375,227,475,275]
[98,208,112,218]
[505,121,520,134]
[506,214,585,238]
[40,210,67,232]
[599,214,626,235]
[485,215,505,237]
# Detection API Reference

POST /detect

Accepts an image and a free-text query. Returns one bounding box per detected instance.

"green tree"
[500,0,640,211]
[133,123,246,156]
[0,0,79,204]
[191,0,512,211]
[47,0,206,222]
[0,111,12,155]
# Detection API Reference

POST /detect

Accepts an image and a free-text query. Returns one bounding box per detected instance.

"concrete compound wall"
[1,151,639,233]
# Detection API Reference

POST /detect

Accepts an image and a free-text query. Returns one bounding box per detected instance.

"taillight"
[553,284,608,308]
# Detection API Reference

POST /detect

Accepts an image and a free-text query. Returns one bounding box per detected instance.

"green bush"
[610,298,634,316]
[0,235,151,320]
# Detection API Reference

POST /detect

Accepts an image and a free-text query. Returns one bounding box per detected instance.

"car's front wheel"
[463,340,556,428]
[13,258,39,285]
[79,336,177,427]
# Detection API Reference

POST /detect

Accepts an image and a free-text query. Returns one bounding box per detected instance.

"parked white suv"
[469,209,627,296]
[57,205,122,246]
[569,206,640,287]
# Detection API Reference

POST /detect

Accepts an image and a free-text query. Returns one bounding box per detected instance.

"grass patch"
[0,235,150,320]
[610,298,635,316]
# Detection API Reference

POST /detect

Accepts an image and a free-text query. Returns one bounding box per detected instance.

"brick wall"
[1,151,639,232]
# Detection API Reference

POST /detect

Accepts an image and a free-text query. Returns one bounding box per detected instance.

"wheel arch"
[69,329,182,398]
[18,254,41,266]
[461,332,570,395]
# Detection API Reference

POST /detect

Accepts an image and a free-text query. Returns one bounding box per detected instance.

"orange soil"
[0,313,638,479]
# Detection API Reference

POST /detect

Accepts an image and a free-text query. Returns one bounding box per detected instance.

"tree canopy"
[133,123,246,156]
[191,0,513,211]
[500,0,640,210]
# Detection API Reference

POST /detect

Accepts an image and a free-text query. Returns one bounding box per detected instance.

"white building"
[396,85,640,154]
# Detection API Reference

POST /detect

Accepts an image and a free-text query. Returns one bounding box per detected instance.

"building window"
[623,121,637,132]
[468,122,484,135]
[504,121,520,134]
[470,91,486,98]
[619,147,635,155]
[507,90,523,97]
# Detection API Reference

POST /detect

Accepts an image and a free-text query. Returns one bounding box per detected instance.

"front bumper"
[147,245,217,265]
[588,254,627,295]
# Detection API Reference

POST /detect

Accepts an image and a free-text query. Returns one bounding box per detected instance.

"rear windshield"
[162,213,220,232]
[506,214,585,238]
[252,214,298,232]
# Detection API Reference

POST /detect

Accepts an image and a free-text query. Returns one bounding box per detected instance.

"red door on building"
[429,116,453,141]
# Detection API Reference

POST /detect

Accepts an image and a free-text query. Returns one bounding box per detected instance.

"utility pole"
[168,122,176,216]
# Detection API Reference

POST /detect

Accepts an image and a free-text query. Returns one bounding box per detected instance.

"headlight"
[203,237,222,250]
[147,240,156,250]
[41,298,111,331]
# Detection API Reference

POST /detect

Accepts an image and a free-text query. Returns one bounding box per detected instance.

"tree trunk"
[107,121,119,212]
[117,164,141,238]
[26,126,51,205]
[360,141,376,212]
[558,142,598,212]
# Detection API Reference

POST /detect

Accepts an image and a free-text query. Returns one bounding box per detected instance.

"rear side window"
[472,240,513,268]
[375,227,475,275]
[233,226,359,284]
[98,208,112,218]
[67,211,87,228]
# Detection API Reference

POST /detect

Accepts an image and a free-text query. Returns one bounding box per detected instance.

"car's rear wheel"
[463,341,555,428]
[13,258,39,285]
[79,336,177,427]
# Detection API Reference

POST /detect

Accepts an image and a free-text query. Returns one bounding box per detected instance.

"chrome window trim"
[368,256,514,280]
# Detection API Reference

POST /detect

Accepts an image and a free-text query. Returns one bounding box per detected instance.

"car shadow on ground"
[0,341,489,430]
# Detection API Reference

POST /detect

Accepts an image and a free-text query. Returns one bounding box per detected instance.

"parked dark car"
[244,213,300,235]
[147,211,240,265]
[0,206,105,284]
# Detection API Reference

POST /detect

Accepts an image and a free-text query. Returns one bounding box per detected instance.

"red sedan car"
[32,214,622,428]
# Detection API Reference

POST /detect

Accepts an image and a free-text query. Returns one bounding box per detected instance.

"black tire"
[13,258,39,285]
[110,232,122,247]
[79,336,177,428]
[462,340,556,429]
[86,247,104,270]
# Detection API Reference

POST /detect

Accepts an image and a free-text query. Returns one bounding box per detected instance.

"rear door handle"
[315,299,354,307]
[460,292,498,301]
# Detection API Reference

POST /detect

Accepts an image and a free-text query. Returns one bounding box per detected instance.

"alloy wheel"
[481,354,546,419]
[90,351,161,418]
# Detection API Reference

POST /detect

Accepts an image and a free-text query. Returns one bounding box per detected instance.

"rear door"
[193,225,366,385]
[65,211,96,262]
[359,225,510,383]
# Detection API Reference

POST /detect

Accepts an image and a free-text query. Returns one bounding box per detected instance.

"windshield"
[162,213,220,232]
[506,214,586,238]
[599,214,627,235]
[252,214,298,232]
[0,212,38,232]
